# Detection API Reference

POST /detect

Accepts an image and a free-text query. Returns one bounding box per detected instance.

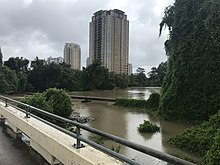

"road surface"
[0,127,46,165]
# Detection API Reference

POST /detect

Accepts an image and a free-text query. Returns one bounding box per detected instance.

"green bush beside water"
[20,88,72,118]
[204,130,220,164]
[138,120,160,133]
[169,112,220,163]
[114,92,160,111]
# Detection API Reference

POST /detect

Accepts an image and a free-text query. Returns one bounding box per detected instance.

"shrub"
[20,93,54,121]
[204,129,220,164]
[145,93,160,111]
[44,88,72,118]
[138,120,160,133]
[169,112,220,156]
[20,93,53,113]
[20,88,73,118]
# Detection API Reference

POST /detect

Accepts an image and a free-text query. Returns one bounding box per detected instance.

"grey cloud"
[0,0,172,72]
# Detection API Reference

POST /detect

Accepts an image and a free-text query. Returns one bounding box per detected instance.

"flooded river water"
[70,87,198,165]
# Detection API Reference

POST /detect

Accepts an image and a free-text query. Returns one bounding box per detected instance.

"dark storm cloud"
[0,0,105,59]
[0,0,173,72]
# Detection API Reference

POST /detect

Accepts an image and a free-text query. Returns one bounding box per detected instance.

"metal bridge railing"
[0,95,195,165]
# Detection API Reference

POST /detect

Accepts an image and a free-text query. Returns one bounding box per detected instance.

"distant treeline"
[0,56,167,93]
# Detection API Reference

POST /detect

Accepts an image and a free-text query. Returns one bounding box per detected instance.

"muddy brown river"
[71,87,200,165]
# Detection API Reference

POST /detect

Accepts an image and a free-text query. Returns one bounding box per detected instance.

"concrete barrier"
[0,102,123,165]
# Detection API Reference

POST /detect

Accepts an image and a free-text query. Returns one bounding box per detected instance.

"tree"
[4,57,29,92]
[148,62,167,87]
[0,47,3,65]
[44,88,72,118]
[158,0,220,121]
[0,66,18,93]
[81,61,114,90]
[136,67,145,74]
[4,57,29,73]
[30,56,45,69]
[20,88,72,118]
[17,73,27,92]
[114,73,129,88]
[27,58,46,92]
[60,68,82,91]
[128,73,137,87]
[135,67,148,86]
[27,58,83,92]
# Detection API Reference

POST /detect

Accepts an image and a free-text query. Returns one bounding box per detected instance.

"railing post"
[73,126,84,149]
[5,99,8,107]
[25,106,30,118]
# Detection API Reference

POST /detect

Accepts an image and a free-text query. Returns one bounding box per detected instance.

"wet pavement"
[0,127,42,165]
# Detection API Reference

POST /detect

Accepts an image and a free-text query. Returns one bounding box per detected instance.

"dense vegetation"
[0,48,3,65]
[129,62,167,87]
[204,129,220,164]
[21,88,72,118]
[0,65,18,93]
[145,93,160,111]
[138,120,160,133]
[157,0,220,164]
[169,112,220,163]
[114,93,160,112]
[80,61,114,90]
[158,0,220,122]
[0,50,167,94]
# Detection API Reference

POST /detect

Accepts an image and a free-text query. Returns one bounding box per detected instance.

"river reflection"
[71,87,197,165]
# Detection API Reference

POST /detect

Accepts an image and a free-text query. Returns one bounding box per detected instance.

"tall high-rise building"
[89,9,129,74]
[64,43,81,70]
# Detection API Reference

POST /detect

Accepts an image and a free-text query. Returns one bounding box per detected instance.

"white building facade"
[64,43,81,70]
[128,63,132,75]
[47,56,64,64]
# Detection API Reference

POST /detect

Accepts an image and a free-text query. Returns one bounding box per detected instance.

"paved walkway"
[0,127,41,165]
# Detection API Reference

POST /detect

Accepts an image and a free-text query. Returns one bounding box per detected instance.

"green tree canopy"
[0,66,18,93]
[0,47,3,65]
[44,88,72,117]
[27,58,83,92]
[4,57,29,73]
[21,88,72,118]
[148,62,167,87]
[158,0,220,122]
[135,67,148,86]
[81,61,114,90]
[114,73,129,89]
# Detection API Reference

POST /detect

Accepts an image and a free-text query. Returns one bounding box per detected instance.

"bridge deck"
[0,102,123,165]
[0,127,41,165]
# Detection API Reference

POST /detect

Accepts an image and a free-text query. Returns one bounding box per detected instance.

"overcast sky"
[0,0,174,73]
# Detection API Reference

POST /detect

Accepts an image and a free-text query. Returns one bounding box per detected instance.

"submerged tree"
[158,0,220,122]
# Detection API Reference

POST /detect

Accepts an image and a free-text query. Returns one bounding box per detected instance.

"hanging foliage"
[158,0,220,122]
